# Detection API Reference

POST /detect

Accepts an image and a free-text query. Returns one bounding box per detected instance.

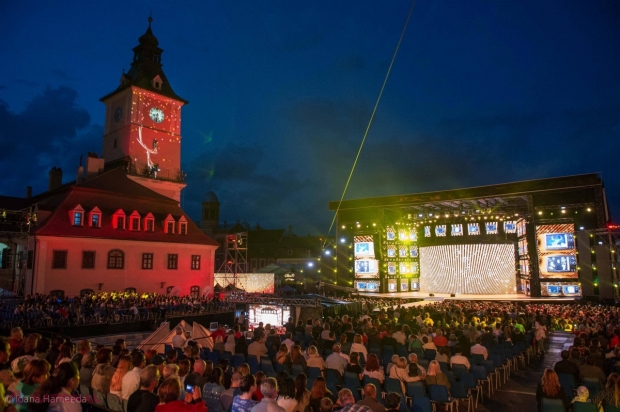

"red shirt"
[155,400,206,412]
[433,336,448,347]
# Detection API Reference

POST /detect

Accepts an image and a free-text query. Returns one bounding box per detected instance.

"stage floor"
[361,292,578,302]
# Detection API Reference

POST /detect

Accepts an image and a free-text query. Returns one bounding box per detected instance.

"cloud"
[0,87,100,196]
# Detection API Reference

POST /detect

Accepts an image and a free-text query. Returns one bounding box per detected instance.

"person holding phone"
[155,377,205,412]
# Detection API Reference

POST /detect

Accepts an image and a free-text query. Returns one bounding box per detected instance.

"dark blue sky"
[0,1,619,234]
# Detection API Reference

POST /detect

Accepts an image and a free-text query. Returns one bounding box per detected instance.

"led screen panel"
[355,280,380,292]
[354,235,379,278]
[419,244,516,294]
[540,282,581,297]
[536,224,578,279]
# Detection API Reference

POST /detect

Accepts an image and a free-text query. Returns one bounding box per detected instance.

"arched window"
[80,289,94,296]
[50,290,65,299]
[125,287,136,293]
[107,249,124,269]
[190,286,200,298]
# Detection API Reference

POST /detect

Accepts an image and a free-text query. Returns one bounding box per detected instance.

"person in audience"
[238,363,251,377]
[536,369,569,412]
[155,377,205,412]
[34,338,51,362]
[407,354,426,379]
[470,337,488,360]
[356,383,385,412]
[421,336,437,351]
[163,363,179,380]
[252,377,286,412]
[554,350,580,383]
[287,345,307,373]
[248,337,268,360]
[569,348,584,368]
[91,347,116,395]
[226,330,237,354]
[294,373,311,412]
[384,392,401,412]
[351,335,368,360]
[127,365,160,412]
[9,328,23,355]
[346,352,363,380]
[592,373,620,410]
[339,334,352,356]
[338,388,372,412]
[214,336,226,353]
[275,344,289,365]
[449,347,470,371]
[232,374,258,412]
[222,371,243,411]
[276,377,297,412]
[173,327,186,349]
[326,344,348,377]
[178,359,191,388]
[109,355,131,399]
[390,357,422,391]
[185,360,209,390]
[579,355,606,385]
[362,353,384,384]
[425,360,450,391]
[309,377,336,412]
[14,359,50,412]
[78,350,96,392]
[253,372,265,402]
[306,346,326,370]
[0,340,11,372]
[433,330,448,347]
[45,337,62,368]
[571,386,590,405]
[72,340,91,369]
[408,334,422,352]
[282,333,295,352]
[435,346,450,364]
[31,361,80,412]
[319,397,333,412]
[166,349,178,366]
[202,367,226,412]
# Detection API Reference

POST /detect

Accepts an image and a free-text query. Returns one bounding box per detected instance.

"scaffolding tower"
[217,231,248,290]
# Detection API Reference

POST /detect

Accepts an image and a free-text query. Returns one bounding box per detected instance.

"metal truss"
[227,295,321,307]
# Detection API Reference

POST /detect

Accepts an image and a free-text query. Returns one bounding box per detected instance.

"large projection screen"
[419,244,516,294]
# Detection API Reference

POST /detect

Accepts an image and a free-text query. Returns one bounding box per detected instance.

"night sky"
[1,1,619,235]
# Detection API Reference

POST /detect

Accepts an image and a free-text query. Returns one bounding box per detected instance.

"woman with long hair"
[593,373,620,409]
[425,360,451,391]
[253,371,265,402]
[536,369,568,412]
[362,353,384,384]
[294,374,311,412]
[55,343,74,369]
[287,345,307,373]
[275,344,289,365]
[155,377,205,412]
[306,346,325,370]
[276,377,298,412]
[350,335,367,360]
[30,362,81,412]
[309,377,336,412]
[109,355,131,399]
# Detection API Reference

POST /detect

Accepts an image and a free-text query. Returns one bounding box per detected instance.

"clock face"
[114,107,122,122]
[149,107,164,123]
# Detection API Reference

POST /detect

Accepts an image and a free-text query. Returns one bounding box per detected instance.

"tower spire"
[148,12,152,27]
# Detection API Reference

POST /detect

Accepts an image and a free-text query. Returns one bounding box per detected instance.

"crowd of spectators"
[0,292,234,328]
[4,298,620,411]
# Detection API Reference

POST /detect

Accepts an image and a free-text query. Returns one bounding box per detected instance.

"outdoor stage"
[362,291,578,303]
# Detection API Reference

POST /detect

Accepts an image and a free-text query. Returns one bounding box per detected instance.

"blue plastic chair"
[582,377,601,399]
[232,353,245,368]
[344,371,361,388]
[472,365,492,398]
[324,369,342,394]
[260,357,277,377]
[411,396,432,412]
[362,375,382,390]
[406,381,426,398]
[385,377,401,393]
[573,402,598,412]
[451,381,472,412]
[439,362,449,374]
[291,363,305,378]
[247,356,260,374]
[308,367,322,380]
[451,363,468,379]
[424,349,437,361]
[471,354,484,365]
[428,384,457,412]
[557,373,576,399]
[417,359,429,370]
[397,344,408,357]
[460,372,480,408]
[541,397,566,412]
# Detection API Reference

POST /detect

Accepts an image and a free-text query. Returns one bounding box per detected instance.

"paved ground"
[455,332,572,412]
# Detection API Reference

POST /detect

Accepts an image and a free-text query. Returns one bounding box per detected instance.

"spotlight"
[340,238,346,243]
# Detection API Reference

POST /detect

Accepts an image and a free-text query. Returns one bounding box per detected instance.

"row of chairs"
[79,384,125,412]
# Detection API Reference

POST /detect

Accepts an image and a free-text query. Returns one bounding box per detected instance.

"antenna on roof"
[148,12,153,27]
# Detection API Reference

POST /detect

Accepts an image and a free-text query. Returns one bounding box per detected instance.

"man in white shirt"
[326,344,349,376]
[470,337,488,360]
[320,324,332,340]
[171,327,186,348]
[450,347,471,370]
[282,333,295,351]
[122,352,146,400]
[392,325,406,346]
[421,336,437,350]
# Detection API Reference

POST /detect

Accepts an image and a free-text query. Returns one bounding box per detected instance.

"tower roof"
[203,191,219,203]
[100,17,188,104]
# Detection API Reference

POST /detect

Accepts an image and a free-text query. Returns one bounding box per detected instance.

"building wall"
[27,236,215,297]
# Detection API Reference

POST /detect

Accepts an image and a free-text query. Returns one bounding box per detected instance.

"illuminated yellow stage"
[362,291,578,302]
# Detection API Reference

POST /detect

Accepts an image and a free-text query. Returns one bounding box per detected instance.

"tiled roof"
[33,168,218,246]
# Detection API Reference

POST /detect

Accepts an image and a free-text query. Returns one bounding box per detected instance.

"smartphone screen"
[185,385,193,394]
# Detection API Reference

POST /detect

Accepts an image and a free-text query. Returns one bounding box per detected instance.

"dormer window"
[129,211,141,231]
[178,216,188,235]
[152,75,163,90]
[144,212,155,232]
[69,205,85,227]
[89,207,102,228]
[113,209,126,230]
[164,214,176,234]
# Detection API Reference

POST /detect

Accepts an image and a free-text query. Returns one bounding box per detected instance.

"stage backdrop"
[419,244,516,294]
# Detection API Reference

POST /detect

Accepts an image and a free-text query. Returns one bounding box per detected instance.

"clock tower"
[100,17,187,202]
